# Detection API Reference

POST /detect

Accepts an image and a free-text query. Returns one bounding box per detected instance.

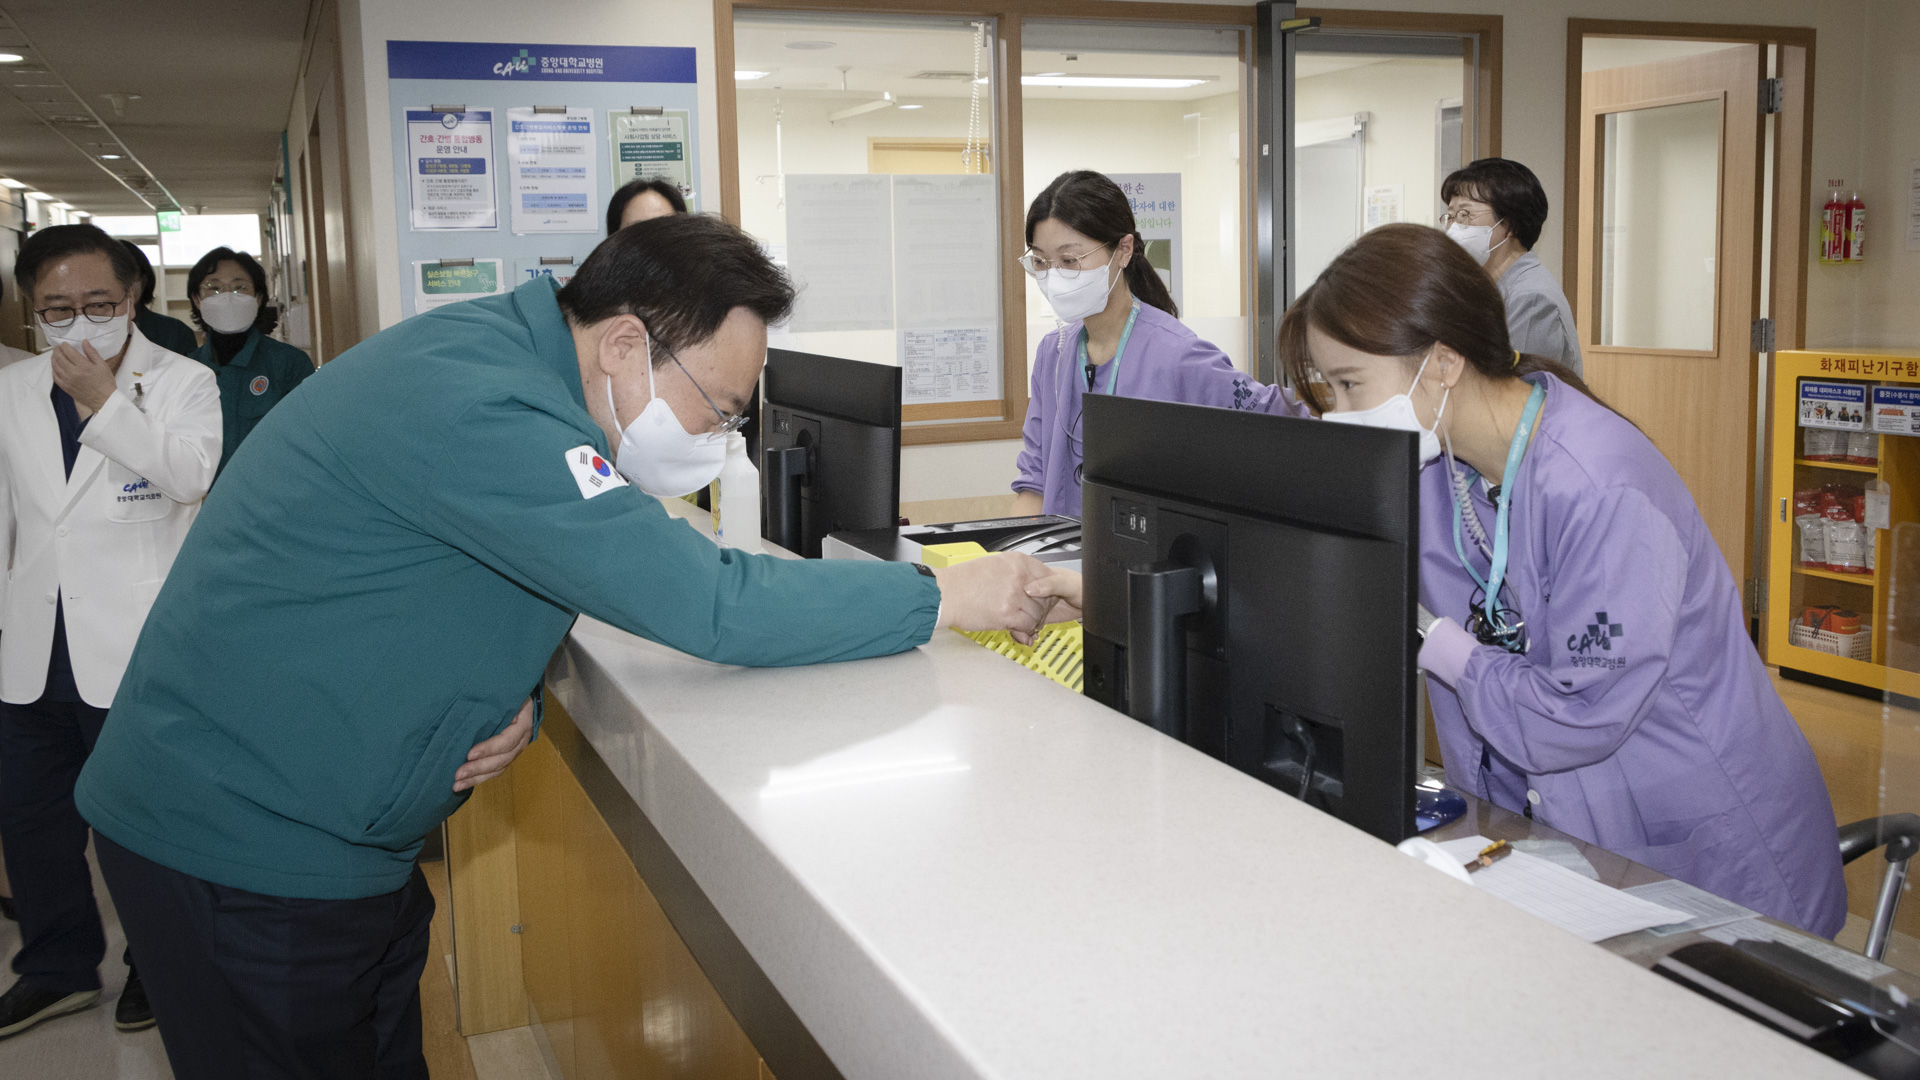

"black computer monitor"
[1078,394,1422,844]
[760,349,902,558]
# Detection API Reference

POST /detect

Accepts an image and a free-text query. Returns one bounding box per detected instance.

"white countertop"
[543,501,1847,1079]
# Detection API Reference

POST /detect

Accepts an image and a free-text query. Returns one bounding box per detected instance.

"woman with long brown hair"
[1284,223,1843,935]
[1030,223,1845,936]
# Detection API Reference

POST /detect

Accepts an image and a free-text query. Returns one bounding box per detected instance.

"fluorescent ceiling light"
[1021,74,1213,89]
[100,153,122,160]
[0,53,23,64]
[0,178,27,189]
[827,93,895,123]
[897,104,924,110]
[25,190,54,200]
[735,69,769,80]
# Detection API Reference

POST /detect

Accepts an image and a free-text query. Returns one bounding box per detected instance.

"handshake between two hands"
[930,553,1085,646]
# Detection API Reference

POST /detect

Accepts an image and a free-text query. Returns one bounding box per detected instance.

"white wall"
[1295,56,1463,230]
[329,0,1920,508]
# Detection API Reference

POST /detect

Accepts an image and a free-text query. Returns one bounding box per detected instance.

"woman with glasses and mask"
[1439,158,1582,377]
[185,247,314,475]
[1011,170,1301,517]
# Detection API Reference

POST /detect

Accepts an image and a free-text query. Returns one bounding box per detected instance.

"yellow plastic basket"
[957,621,1085,693]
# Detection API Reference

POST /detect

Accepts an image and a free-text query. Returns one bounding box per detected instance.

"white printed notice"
[508,107,596,234]
[901,327,995,403]
[610,110,692,206]
[1107,173,1181,312]
[894,175,998,328]
[784,175,893,333]
[406,109,497,231]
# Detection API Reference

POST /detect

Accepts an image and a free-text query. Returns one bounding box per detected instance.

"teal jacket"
[134,306,200,357]
[189,329,316,474]
[78,279,940,899]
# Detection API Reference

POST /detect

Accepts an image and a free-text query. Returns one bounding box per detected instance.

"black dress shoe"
[114,968,156,1032]
[0,978,100,1039]
[0,894,13,921]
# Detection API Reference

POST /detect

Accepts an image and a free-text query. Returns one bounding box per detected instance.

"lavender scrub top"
[1419,373,1847,935]
[1013,301,1308,516]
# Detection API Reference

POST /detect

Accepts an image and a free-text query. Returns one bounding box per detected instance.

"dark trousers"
[95,834,432,1080]
[0,696,127,993]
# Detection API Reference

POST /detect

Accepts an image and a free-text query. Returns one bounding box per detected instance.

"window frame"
[715,0,1258,446]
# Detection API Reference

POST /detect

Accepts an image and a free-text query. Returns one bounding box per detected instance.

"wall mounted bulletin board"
[386,40,701,320]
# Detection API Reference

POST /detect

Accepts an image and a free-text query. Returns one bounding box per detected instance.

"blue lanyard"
[1450,382,1546,635]
[1077,300,1140,395]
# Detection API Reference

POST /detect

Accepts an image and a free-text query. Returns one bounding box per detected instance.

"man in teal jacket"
[75,214,1049,1078]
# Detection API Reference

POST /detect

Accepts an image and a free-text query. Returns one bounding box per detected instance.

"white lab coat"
[0,328,221,706]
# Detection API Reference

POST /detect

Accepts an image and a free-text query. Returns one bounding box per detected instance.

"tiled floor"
[0,843,170,1079]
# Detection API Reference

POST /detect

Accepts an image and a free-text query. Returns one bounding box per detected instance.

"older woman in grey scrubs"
[1440,158,1582,377]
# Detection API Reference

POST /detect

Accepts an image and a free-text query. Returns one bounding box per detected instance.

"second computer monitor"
[1078,394,1422,845]
[761,349,902,558]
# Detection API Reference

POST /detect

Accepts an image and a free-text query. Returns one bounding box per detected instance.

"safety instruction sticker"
[1798,380,1866,430]
[1871,384,1920,436]
[565,445,622,499]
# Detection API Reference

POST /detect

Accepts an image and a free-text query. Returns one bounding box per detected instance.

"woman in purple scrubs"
[1286,224,1847,935]
[1012,171,1296,518]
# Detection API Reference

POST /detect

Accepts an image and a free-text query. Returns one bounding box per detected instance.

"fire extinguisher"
[1821,182,1847,264]
[1847,188,1867,261]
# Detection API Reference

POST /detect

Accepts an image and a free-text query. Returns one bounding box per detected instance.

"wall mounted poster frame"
[386,40,699,319]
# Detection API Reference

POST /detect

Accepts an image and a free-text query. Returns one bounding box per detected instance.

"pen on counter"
[1464,839,1512,874]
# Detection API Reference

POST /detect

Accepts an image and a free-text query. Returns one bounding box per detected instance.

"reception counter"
[507,622,1855,1078]
[425,504,1876,1079]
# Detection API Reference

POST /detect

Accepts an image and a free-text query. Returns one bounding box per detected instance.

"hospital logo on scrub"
[1568,611,1626,669]
[249,375,269,396]
[493,49,533,77]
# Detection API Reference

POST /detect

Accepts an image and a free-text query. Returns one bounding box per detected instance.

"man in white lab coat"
[0,225,220,1041]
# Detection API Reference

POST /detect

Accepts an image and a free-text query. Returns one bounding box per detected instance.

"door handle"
[1780,497,1788,523]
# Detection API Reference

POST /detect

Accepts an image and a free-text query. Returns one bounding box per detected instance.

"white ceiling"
[0,0,308,216]
[735,20,1240,103]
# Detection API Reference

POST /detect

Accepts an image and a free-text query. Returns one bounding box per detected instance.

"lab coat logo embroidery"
[1568,611,1626,669]
[249,375,269,396]
[565,445,621,499]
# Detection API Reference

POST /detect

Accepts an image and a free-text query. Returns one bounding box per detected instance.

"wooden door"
[1575,45,1764,591]
[867,137,990,175]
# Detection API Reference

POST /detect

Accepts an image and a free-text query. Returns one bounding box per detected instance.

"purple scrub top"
[1013,302,1307,516]
[1420,373,1847,935]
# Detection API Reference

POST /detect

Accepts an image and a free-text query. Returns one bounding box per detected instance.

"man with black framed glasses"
[72,213,1053,1077]
[0,224,221,1041]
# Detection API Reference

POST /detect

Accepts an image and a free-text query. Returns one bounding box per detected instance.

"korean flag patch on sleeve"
[565,445,623,499]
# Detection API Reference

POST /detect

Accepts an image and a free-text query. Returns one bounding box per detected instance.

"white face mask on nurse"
[1311,328,1454,466]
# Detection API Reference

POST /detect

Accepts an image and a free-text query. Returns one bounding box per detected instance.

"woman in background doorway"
[123,241,199,357]
[1012,170,1301,518]
[186,247,315,476]
[606,178,687,234]
[1440,158,1582,377]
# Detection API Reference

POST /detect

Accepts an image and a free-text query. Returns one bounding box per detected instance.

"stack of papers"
[1435,836,1692,943]
[1624,879,1756,936]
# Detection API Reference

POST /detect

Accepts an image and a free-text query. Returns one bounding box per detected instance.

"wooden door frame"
[714,0,1257,445]
[1565,20,1816,628]
[1564,19,1816,350]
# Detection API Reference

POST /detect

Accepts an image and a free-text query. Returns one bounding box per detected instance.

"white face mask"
[1446,219,1509,267]
[1320,346,1449,466]
[1035,247,1123,325]
[606,334,728,497]
[40,306,129,358]
[199,293,260,335]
